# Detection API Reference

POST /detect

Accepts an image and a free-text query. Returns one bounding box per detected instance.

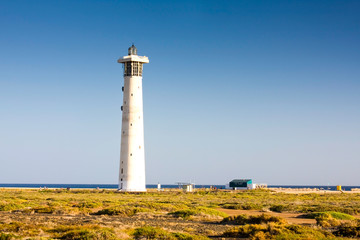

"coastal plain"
[1,188,360,239]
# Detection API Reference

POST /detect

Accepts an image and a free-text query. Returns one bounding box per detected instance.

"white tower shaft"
[118,45,149,192]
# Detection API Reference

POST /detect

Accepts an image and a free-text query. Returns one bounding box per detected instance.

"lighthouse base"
[117,188,147,192]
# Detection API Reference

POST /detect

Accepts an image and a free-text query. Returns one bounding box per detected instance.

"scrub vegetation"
[0,188,359,239]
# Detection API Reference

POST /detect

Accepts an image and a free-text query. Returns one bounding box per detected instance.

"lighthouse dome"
[128,44,137,55]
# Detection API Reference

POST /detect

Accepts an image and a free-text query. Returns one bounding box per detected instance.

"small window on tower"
[121,168,123,174]
[139,64,143,76]
[130,153,132,156]
[134,62,139,76]
[131,93,133,96]
[125,62,131,76]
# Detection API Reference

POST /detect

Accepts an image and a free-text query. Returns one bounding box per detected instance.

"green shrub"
[0,222,25,232]
[334,225,360,238]
[60,228,117,240]
[221,203,240,209]
[315,213,341,228]
[241,203,263,210]
[133,226,173,239]
[135,201,188,212]
[299,205,358,215]
[223,223,331,239]
[0,203,24,212]
[301,211,355,220]
[196,207,228,218]
[170,232,209,240]
[94,206,147,216]
[221,203,262,210]
[74,201,101,209]
[223,224,270,238]
[0,233,15,240]
[169,207,227,219]
[222,214,286,225]
[33,206,55,214]
[46,225,117,239]
[284,224,332,238]
[0,222,41,237]
[170,210,197,219]
[251,231,267,240]
[171,233,192,240]
[132,226,209,240]
[269,204,290,213]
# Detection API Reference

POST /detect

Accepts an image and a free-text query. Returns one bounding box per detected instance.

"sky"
[0,0,359,185]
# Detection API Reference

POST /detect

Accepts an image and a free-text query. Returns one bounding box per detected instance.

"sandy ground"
[269,188,360,194]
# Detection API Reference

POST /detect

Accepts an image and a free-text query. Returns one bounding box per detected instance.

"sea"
[0,183,359,191]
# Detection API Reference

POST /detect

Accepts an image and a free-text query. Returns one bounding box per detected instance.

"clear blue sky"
[1,0,359,185]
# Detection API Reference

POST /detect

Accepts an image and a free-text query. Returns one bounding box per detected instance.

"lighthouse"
[117,45,149,191]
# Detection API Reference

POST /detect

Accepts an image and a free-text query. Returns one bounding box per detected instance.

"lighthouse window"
[130,123,132,126]
[125,62,132,76]
[133,62,139,76]
[130,153,132,156]
[124,62,143,76]
[121,168,123,174]
[139,64,143,76]
[131,93,133,96]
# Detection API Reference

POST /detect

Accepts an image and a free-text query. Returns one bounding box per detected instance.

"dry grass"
[0,188,359,239]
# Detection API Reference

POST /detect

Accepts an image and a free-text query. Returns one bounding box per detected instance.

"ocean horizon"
[0,183,359,191]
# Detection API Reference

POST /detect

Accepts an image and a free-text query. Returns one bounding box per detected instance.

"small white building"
[177,182,195,192]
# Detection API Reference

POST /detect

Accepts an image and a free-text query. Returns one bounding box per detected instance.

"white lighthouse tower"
[117,45,149,192]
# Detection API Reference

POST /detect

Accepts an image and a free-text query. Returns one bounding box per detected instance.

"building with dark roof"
[228,179,253,190]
